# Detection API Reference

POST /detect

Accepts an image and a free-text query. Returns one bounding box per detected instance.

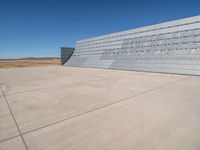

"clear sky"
[0,0,200,58]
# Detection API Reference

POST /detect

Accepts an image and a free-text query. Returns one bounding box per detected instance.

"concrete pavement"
[0,66,200,150]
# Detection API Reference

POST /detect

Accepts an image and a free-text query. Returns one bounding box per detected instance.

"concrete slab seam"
[22,76,188,136]
[6,78,105,96]
[0,135,20,143]
[0,86,29,150]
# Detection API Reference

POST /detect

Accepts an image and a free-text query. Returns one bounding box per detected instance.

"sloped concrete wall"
[61,47,74,65]
[65,16,200,75]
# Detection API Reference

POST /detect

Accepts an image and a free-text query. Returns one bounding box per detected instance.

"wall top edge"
[76,15,200,44]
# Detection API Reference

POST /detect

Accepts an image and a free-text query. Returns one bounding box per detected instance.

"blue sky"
[0,0,200,58]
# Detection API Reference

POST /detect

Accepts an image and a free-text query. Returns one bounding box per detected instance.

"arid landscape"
[0,58,60,68]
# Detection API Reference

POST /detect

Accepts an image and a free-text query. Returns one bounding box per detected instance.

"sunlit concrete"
[0,137,26,150]
[0,89,19,141]
[65,16,200,75]
[0,66,200,150]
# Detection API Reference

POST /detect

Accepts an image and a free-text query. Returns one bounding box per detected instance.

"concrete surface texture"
[65,15,200,75]
[0,66,200,150]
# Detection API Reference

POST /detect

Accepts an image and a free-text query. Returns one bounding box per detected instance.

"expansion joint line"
[0,86,29,150]
[22,76,188,135]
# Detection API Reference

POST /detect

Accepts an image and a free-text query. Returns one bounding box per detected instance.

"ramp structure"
[64,16,200,75]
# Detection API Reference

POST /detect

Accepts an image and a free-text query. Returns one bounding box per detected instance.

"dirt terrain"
[0,59,60,68]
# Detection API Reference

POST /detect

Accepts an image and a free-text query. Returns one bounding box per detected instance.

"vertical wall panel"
[61,47,74,65]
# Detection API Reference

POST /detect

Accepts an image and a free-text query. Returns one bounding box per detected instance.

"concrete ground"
[0,66,200,150]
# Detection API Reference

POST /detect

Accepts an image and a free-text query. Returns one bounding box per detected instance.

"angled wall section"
[61,47,74,65]
[65,16,200,75]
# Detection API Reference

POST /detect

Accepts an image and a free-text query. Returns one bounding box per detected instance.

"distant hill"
[0,57,60,61]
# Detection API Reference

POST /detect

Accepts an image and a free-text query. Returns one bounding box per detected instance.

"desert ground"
[0,59,60,68]
[0,66,200,150]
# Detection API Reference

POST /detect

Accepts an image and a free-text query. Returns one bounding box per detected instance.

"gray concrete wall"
[61,47,74,65]
[65,16,200,75]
